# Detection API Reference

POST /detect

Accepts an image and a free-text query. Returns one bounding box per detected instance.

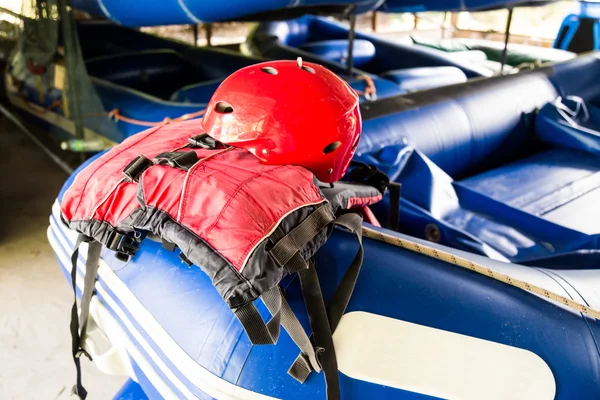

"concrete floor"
[0,118,125,399]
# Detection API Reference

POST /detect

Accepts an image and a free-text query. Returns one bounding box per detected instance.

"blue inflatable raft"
[379,0,552,12]
[7,21,406,145]
[71,0,384,27]
[7,22,261,144]
[378,0,600,55]
[554,1,600,53]
[49,160,600,399]
[246,15,494,80]
[354,53,600,266]
[8,17,494,146]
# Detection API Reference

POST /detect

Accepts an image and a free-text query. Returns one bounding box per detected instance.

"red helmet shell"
[201,60,361,182]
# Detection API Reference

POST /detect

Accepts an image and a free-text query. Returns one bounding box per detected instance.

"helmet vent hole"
[323,141,341,154]
[260,67,278,75]
[301,65,316,74]
[215,101,234,114]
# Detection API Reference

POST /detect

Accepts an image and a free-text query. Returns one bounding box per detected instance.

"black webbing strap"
[297,261,340,400]
[325,213,363,332]
[69,235,102,400]
[233,282,325,382]
[233,204,334,348]
[70,235,86,400]
[234,300,281,345]
[288,213,364,384]
[267,206,346,399]
[388,182,401,231]
[263,286,323,374]
[269,203,335,270]
[78,241,102,344]
[241,205,362,399]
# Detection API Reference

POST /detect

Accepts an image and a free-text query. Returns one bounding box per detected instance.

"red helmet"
[201,59,361,182]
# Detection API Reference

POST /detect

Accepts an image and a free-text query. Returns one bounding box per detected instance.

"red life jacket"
[61,119,388,399]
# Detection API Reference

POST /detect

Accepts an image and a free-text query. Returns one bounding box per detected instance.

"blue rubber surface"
[70,0,383,26]
[52,164,600,398]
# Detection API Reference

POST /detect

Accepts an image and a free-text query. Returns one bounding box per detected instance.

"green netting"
[21,2,59,66]
[6,0,121,150]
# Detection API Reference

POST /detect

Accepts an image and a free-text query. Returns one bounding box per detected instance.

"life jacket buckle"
[122,155,152,182]
[188,133,219,149]
[347,161,390,194]
[106,231,140,261]
[153,151,199,171]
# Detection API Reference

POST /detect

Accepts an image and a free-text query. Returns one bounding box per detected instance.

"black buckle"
[106,231,140,261]
[347,161,390,194]
[162,239,176,252]
[70,384,87,399]
[153,151,199,171]
[123,155,152,182]
[188,133,219,149]
[179,252,193,266]
[75,348,92,361]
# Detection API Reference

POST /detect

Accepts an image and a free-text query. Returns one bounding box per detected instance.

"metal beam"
[0,6,30,20]
[347,14,356,74]
[500,8,514,75]
[0,103,73,174]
